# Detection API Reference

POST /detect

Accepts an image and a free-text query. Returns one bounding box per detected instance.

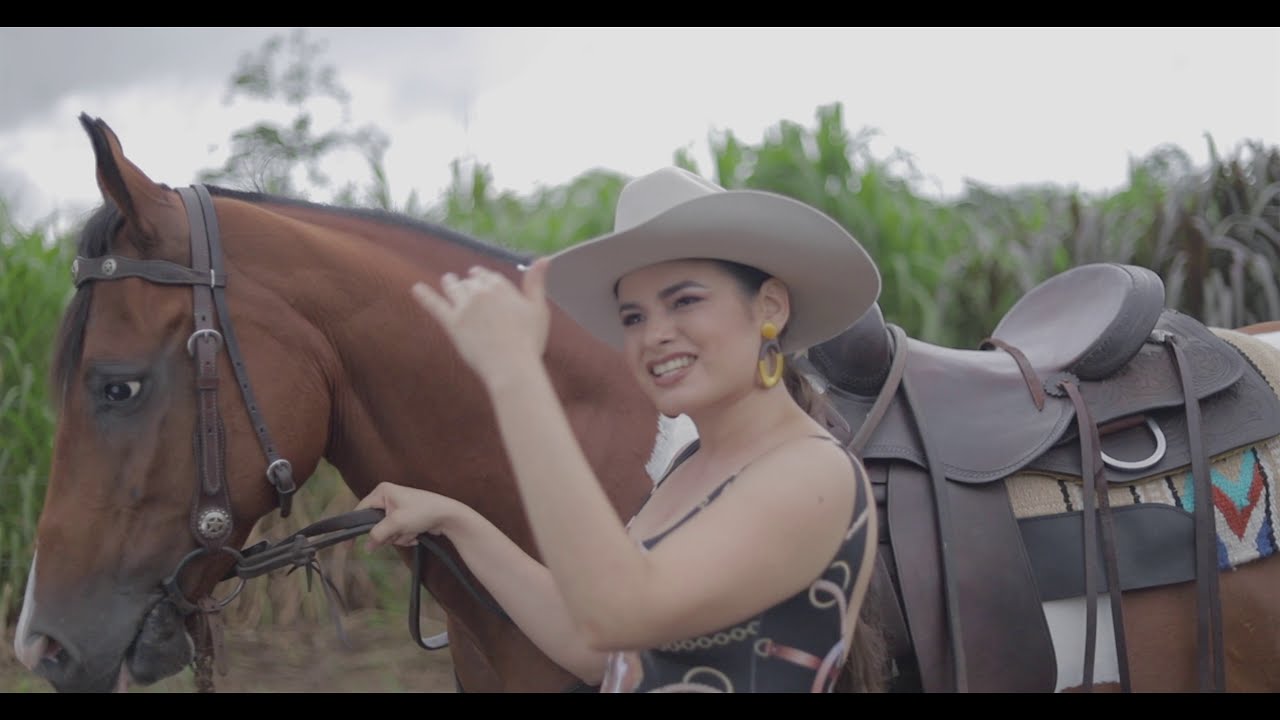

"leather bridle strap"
[180,185,235,550]
[71,186,297,530]
[177,186,298,522]
[231,507,509,622]
[179,185,236,695]
[229,507,512,650]
[233,507,581,692]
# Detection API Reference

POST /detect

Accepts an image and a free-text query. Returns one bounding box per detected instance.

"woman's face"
[614,259,785,417]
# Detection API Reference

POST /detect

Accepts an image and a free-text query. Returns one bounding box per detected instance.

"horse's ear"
[78,113,187,255]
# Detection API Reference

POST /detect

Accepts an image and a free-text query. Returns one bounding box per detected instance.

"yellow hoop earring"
[758,322,784,389]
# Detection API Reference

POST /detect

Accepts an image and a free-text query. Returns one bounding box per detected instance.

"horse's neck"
[238,203,658,542]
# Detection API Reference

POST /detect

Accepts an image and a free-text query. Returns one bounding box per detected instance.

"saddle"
[807,262,1280,693]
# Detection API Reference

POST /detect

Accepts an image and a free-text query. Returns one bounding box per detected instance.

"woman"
[357,166,883,692]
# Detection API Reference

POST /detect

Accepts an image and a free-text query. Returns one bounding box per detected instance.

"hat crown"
[547,165,881,355]
[614,167,725,233]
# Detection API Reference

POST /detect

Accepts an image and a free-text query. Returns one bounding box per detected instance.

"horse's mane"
[50,183,537,404]
[205,185,534,266]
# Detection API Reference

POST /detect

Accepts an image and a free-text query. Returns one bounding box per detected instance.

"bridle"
[73,184,299,540]
[71,184,298,689]
[70,184,523,692]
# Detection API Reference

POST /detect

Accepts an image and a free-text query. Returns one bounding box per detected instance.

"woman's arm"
[484,363,858,652]
[441,503,613,684]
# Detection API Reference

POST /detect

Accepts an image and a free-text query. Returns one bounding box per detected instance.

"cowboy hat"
[545,166,881,354]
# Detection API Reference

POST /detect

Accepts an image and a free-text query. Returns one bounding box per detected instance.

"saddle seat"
[812,263,1166,398]
[988,262,1168,381]
[811,263,1174,482]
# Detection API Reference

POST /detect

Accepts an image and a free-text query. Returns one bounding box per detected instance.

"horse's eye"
[104,381,142,402]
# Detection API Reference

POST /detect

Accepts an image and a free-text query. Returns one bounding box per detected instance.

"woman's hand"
[412,256,552,388]
[354,482,468,549]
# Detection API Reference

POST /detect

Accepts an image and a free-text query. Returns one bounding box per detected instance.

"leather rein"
[71,184,507,692]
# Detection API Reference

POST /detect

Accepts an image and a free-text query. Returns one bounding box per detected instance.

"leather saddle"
[806,262,1280,693]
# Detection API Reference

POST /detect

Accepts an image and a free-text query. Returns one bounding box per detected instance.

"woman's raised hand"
[411,257,552,387]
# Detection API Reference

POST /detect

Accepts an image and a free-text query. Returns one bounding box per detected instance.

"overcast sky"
[2,27,1277,233]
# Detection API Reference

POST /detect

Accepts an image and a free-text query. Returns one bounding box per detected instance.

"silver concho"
[71,258,80,280]
[197,508,232,540]
[101,258,117,275]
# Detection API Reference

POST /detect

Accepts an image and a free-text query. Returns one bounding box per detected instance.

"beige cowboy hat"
[545,166,881,355]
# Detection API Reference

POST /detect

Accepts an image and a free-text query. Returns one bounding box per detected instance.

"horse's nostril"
[38,635,69,666]
[50,644,70,666]
[14,630,53,672]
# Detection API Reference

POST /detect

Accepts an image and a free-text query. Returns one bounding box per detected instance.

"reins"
[222,507,511,649]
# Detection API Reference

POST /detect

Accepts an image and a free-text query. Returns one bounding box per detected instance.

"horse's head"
[14,115,330,692]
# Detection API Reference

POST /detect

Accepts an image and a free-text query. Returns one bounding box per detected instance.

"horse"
[11,114,684,693]
[12,114,1280,694]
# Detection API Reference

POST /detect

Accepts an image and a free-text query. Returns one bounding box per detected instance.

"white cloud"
[2,27,1277,232]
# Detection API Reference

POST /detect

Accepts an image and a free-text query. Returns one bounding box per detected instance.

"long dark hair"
[714,260,838,419]
[716,259,889,693]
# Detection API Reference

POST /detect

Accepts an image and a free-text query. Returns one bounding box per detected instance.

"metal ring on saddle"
[186,328,224,356]
[161,545,247,615]
[1100,416,1167,471]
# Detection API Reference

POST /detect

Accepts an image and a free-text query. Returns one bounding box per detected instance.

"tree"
[197,29,416,212]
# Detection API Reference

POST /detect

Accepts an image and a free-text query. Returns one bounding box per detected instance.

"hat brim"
[545,189,881,355]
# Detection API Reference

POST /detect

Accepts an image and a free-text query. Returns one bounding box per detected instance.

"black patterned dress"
[599,436,875,693]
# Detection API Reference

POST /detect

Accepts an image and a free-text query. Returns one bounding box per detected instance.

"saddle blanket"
[1006,328,1280,571]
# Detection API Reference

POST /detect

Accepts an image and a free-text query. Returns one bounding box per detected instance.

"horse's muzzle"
[124,598,195,686]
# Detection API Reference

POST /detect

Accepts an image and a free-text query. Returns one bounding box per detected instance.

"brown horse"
[11,115,680,693]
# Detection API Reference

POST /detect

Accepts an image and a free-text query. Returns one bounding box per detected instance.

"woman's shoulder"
[751,433,857,476]
[732,433,859,507]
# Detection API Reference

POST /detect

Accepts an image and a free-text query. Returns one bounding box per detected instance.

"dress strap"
[655,438,701,488]
[635,433,859,547]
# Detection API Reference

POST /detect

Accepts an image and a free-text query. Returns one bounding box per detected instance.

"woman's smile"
[649,353,697,387]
